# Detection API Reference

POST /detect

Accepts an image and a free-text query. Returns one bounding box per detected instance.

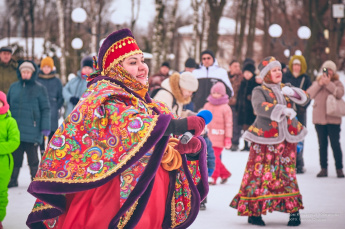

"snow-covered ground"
[4,74,345,228]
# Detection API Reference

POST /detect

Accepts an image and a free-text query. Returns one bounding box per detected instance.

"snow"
[3,74,345,228]
[177,17,264,36]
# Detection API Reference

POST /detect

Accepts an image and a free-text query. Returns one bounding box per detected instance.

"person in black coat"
[236,60,259,151]
[7,61,50,187]
[37,56,64,155]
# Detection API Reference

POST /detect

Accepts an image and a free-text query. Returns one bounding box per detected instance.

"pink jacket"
[203,101,233,148]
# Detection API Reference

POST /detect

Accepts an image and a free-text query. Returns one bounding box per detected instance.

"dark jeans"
[315,124,343,170]
[12,141,39,168]
[231,106,241,145]
[296,111,306,169]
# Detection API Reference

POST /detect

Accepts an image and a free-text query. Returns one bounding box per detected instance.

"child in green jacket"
[0,91,20,228]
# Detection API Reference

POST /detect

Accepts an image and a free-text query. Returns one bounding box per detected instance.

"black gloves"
[70,96,80,105]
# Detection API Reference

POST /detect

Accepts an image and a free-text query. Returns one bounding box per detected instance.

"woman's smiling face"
[121,53,149,85]
[269,66,282,84]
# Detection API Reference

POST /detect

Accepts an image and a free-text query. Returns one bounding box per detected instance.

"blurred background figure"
[236,59,259,151]
[7,61,50,187]
[228,60,243,151]
[183,57,197,73]
[283,55,312,174]
[63,56,93,118]
[0,46,18,94]
[307,60,344,178]
[148,61,170,94]
[37,56,64,156]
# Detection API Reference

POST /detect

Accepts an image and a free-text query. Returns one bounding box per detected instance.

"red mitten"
[186,116,206,137]
[174,137,201,154]
[224,137,232,149]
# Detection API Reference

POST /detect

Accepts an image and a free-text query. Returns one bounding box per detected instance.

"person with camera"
[282,55,312,174]
[307,60,344,178]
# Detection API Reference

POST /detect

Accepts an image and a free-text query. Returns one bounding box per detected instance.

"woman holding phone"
[307,60,344,178]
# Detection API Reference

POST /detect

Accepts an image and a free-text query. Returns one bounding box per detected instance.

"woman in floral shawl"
[230,56,309,226]
[26,29,208,229]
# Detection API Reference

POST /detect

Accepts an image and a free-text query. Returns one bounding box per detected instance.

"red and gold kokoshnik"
[101,36,143,75]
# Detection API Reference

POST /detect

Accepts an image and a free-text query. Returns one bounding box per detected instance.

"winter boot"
[336,169,345,178]
[316,168,327,177]
[248,216,265,226]
[30,166,39,181]
[241,141,250,151]
[287,211,301,226]
[200,203,206,210]
[8,167,20,188]
[230,144,239,152]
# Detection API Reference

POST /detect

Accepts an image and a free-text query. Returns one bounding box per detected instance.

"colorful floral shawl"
[26,65,208,229]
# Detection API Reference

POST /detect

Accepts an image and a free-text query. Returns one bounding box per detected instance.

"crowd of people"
[0,26,344,228]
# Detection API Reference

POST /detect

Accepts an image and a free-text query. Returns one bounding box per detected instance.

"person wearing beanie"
[307,60,344,178]
[203,82,232,185]
[152,71,198,117]
[63,56,94,118]
[7,60,50,188]
[282,55,312,174]
[192,49,234,112]
[0,91,20,228]
[27,28,208,229]
[184,57,197,72]
[236,60,260,151]
[231,56,310,226]
[148,61,171,93]
[0,46,18,94]
[37,56,64,156]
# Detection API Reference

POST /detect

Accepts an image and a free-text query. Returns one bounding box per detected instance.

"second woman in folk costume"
[26,29,208,229]
[230,56,309,226]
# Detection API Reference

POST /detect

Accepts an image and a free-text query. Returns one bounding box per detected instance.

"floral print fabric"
[230,141,304,216]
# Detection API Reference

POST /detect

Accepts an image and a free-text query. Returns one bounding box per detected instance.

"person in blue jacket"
[7,61,50,187]
[63,56,94,118]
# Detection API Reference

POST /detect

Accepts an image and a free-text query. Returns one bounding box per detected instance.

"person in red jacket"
[203,82,232,185]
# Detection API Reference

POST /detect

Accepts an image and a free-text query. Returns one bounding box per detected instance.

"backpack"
[150,87,179,111]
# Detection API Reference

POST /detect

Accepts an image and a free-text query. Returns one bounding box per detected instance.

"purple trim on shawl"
[26,114,172,228]
[162,136,209,229]
[98,29,134,71]
[206,94,229,105]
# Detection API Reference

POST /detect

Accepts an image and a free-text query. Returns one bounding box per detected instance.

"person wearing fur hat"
[283,55,312,174]
[236,59,260,151]
[63,56,94,118]
[0,46,18,94]
[7,61,50,188]
[230,56,310,226]
[152,71,198,117]
[0,91,20,228]
[192,50,234,112]
[203,82,232,185]
[148,61,171,94]
[307,60,344,178]
[26,28,208,229]
[37,56,64,155]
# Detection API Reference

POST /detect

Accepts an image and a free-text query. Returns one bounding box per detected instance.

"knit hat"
[185,58,197,68]
[321,60,337,73]
[288,55,307,74]
[201,50,215,62]
[19,61,35,72]
[242,62,256,75]
[292,59,301,65]
[0,91,9,114]
[179,72,199,92]
[98,28,142,75]
[81,56,93,69]
[257,56,281,79]
[0,46,12,53]
[40,56,54,69]
[161,61,170,68]
[211,82,226,95]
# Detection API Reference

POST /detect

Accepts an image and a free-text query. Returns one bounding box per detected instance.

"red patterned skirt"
[230,141,304,216]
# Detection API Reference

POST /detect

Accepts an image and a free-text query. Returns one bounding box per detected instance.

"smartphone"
[323,67,328,77]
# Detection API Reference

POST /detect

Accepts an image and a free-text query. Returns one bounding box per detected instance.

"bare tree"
[151,0,165,74]
[57,0,66,84]
[191,0,204,59]
[207,0,226,54]
[131,0,141,32]
[234,0,248,61]
[29,0,37,60]
[245,0,258,58]
[201,2,210,53]
[162,0,179,61]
